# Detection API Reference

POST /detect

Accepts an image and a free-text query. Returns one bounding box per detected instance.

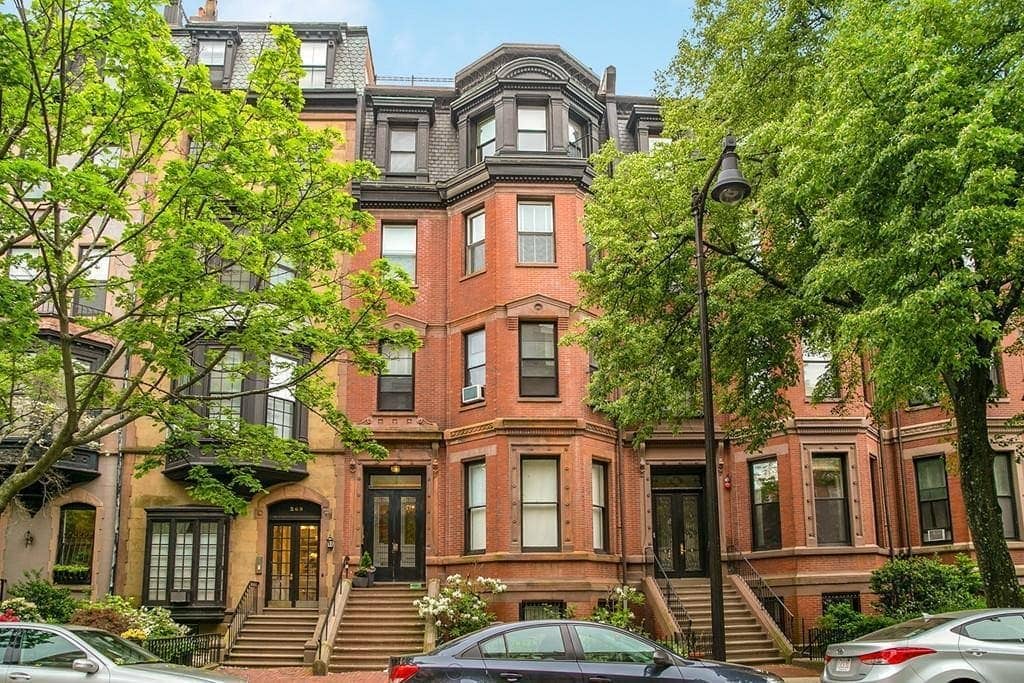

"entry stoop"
[222,607,319,668]
[329,583,426,672]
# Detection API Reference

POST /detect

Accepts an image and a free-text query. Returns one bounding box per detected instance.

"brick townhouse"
[2,0,1023,669]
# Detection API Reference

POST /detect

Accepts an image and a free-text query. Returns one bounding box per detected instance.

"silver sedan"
[822,608,1024,682]
[0,623,245,682]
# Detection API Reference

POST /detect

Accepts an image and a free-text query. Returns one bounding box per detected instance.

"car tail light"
[858,647,936,665]
[390,663,420,682]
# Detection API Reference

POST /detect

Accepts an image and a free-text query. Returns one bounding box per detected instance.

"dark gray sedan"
[0,623,244,682]
[389,620,784,682]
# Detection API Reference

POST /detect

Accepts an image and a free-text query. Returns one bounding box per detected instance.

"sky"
[212,0,697,96]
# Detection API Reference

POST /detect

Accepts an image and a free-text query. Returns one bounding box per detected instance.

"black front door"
[267,500,321,607]
[652,469,706,578]
[363,469,425,582]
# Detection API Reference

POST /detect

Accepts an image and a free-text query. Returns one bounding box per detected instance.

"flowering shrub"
[0,598,43,623]
[72,595,188,638]
[589,585,646,634]
[8,571,78,622]
[120,628,148,642]
[414,574,507,643]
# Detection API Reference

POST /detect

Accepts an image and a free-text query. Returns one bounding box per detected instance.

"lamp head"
[710,134,751,206]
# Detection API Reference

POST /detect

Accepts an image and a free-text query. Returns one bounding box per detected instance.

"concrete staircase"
[668,578,785,665]
[329,583,426,672]
[223,607,318,668]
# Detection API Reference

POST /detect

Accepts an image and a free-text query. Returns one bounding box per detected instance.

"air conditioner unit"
[169,590,191,604]
[462,384,484,404]
[924,528,948,543]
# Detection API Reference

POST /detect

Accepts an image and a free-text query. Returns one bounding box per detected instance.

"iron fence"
[801,625,845,661]
[143,633,222,667]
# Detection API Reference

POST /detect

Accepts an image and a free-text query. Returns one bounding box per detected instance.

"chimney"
[190,0,217,22]
[163,0,184,27]
[599,65,616,97]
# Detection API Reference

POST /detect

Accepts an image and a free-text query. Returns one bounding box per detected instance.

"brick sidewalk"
[219,667,387,682]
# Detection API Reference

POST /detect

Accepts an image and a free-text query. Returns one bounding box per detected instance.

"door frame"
[651,467,707,578]
[266,499,321,607]
[362,467,426,582]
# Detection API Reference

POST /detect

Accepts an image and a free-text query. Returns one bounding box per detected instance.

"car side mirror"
[72,658,99,674]
[652,649,673,669]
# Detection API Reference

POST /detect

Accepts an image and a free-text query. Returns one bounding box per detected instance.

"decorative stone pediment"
[496,57,570,84]
[504,293,573,322]
[384,313,428,336]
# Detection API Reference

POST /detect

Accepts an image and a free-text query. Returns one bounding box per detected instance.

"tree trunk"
[949,362,1024,608]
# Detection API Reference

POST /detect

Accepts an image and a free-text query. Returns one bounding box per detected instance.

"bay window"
[144,508,228,613]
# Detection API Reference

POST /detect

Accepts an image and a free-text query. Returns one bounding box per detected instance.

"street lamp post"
[691,134,750,662]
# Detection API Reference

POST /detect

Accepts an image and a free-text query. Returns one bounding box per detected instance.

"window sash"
[994,454,1018,539]
[466,461,486,552]
[389,128,417,173]
[517,106,547,151]
[519,322,557,397]
[517,202,554,263]
[379,344,414,411]
[522,457,559,550]
[207,349,243,424]
[198,40,226,66]
[813,455,850,545]
[568,119,586,158]
[915,456,952,542]
[8,247,40,281]
[751,459,781,550]
[465,211,486,274]
[299,41,328,87]
[382,225,416,279]
[465,329,486,388]
[592,462,607,551]
[476,116,496,162]
[145,516,226,605]
[57,505,96,575]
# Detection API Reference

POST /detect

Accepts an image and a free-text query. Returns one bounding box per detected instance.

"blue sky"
[214,0,696,95]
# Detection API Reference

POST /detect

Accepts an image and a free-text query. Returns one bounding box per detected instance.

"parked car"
[389,619,785,682]
[0,623,244,682]
[822,608,1024,682]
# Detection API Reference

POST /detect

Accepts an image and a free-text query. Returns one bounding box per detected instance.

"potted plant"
[52,564,91,585]
[352,552,376,587]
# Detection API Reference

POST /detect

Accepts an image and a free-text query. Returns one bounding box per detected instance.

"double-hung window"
[522,457,559,550]
[519,322,557,397]
[568,118,586,158]
[269,257,294,286]
[388,127,416,173]
[465,461,486,553]
[207,349,243,426]
[751,458,782,550]
[144,509,228,607]
[73,245,108,316]
[517,105,547,151]
[382,225,416,280]
[592,461,608,552]
[8,246,40,282]
[517,201,554,264]
[197,40,226,83]
[378,344,414,411]
[994,453,1018,539]
[465,210,486,274]
[267,354,297,439]
[803,344,838,399]
[475,115,496,162]
[813,454,850,545]
[298,42,328,88]
[464,329,485,393]
[915,455,952,544]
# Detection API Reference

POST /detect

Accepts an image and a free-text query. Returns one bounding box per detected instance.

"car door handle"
[589,678,613,683]
[968,649,988,657]
[9,673,32,681]
[499,674,522,682]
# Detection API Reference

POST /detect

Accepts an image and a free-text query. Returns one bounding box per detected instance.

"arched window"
[55,503,96,584]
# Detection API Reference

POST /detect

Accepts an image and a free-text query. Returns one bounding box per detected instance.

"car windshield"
[72,630,162,665]
[854,616,954,641]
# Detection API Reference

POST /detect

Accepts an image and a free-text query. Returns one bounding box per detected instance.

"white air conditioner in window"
[462,384,484,404]
[924,528,948,543]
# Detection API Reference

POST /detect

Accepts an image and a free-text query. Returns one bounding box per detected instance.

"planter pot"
[367,570,376,587]
[53,568,90,585]
[352,574,369,588]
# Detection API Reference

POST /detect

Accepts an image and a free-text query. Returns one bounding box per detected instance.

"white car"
[0,623,245,682]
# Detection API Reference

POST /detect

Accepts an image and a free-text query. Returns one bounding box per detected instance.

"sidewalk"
[760,661,822,682]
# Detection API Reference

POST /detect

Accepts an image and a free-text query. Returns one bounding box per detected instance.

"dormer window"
[388,127,417,174]
[475,115,496,162]
[517,105,547,152]
[198,40,226,83]
[299,42,328,88]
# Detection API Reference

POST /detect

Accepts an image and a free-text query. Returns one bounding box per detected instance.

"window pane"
[518,234,554,263]
[518,131,547,151]
[468,462,486,506]
[8,247,40,281]
[502,625,565,659]
[592,463,606,507]
[518,202,553,233]
[196,521,220,602]
[147,521,170,601]
[16,630,85,668]
[574,625,655,664]
[593,507,605,550]
[522,504,558,547]
[916,457,947,497]
[57,506,96,568]
[300,42,328,65]
[382,345,413,376]
[469,507,486,551]
[172,520,194,592]
[198,40,225,66]
[521,323,555,357]
[523,459,557,502]
[518,106,547,131]
[269,354,296,400]
[816,499,850,544]
[752,459,779,504]
[962,615,1024,642]
[383,225,416,276]
[390,128,416,152]
[299,68,326,88]
[477,116,496,145]
[812,456,845,499]
[994,454,1013,496]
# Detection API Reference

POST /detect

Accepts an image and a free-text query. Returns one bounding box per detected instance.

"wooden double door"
[267,500,320,607]
[652,469,707,577]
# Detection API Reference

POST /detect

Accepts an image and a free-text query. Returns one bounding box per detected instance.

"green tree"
[0,0,415,515]
[577,0,1024,606]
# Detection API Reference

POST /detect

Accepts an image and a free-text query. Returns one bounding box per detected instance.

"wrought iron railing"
[802,624,844,661]
[224,580,260,657]
[644,545,709,657]
[143,633,222,667]
[726,547,796,645]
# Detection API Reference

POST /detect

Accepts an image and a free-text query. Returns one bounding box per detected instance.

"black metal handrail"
[144,633,222,667]
[644,545,709,657]
[0,578,6,602]
[726,547,796,645]
[314,561,349,665]
[225,580,259,657]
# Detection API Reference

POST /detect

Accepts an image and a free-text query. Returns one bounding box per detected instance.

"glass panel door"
[680,492,704,574]
[297,524,319,604]
[268,521,320,606]
[372,495,390,571]
[269,523,292,604]
[653,494,676,573]
[363,470,425,582]
[650,470,706,578]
